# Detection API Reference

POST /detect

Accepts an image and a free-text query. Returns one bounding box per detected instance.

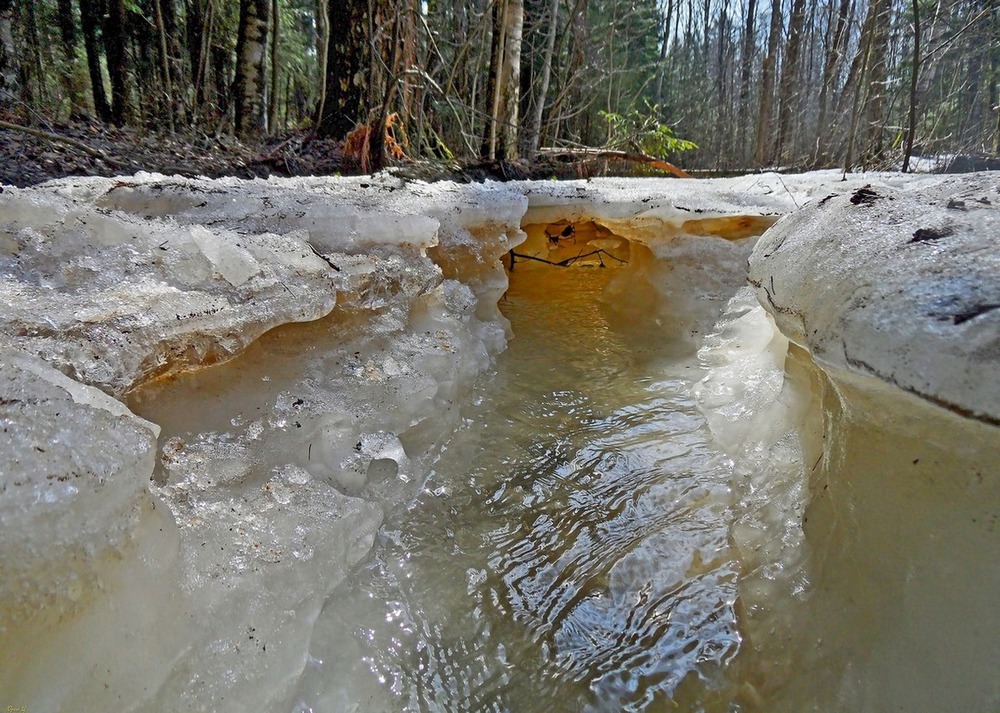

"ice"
[0,173,532,711]
[749,174,1000,424]
[0,349,159,624]
[4,168,994,711]
[702,174,1000,709]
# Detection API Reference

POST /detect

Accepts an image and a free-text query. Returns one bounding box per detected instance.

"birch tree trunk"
[483,0,524,159]
[312,0,329,126]
[234,0,270,137]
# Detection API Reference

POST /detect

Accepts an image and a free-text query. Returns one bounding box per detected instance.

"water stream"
[296,265,742,712]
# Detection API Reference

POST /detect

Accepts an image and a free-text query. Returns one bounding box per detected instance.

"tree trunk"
[187,0,204,108]
[775,0,807,163]
[103,0,132,125]
[482,0,524,159]
[654,0,674,110]
[211,41,230,118]
[21,0,46,109]
[903,0,921,172]
[957,3,989,151]
[754,0,782,165]
[522,0,558,157]
[312,0,329,126]
[0,0,17,111]
[737,0,757,163]
[234,0,270,137]
[317,0,368,138]
[862,0,890,165]
[79,0,112,121]
[153,0,175,131]
[992,4,1000,155]
[161,0,186,124]
[813,0,851,165]
[843,0,877,172]
[268,0,280,133]
[56,0,84,113]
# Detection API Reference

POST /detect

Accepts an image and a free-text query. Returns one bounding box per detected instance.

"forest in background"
[0,0,998,175]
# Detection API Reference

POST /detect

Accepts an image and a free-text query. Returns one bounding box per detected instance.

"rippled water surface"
[298,266,741,712]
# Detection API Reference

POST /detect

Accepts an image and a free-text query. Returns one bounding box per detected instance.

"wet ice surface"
[296,267,740,712]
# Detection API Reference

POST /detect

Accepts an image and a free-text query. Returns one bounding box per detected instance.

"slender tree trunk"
[843,0,877,172]
[211,41,230,119]
[103,0,131,124]
[755,0,782,165]
[56,0,84,113]
[186,0,203,99]
[862,0,889,165]
[104,0,132,125]
[162,0,186,124]
[482,0,524,159]
[957,3,989,150]
[992,4,1000,155]
[0,0,17,111]
[737,0,757,164]
[814,0,851,165]
[268,0,280,133]
[482,0,504,156]
[523,0,558,156]
[775,0,807,163]
[317,0,368,138]
[312,0,329,126]
[153,0,175,131]
[903,0,921,172]
[654,0,675,111]
[79,0,112,121]
[234,0,269,137]
[22,0,46,108]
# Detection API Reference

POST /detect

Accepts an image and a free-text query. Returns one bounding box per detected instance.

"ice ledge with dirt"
[748,174,1000,425]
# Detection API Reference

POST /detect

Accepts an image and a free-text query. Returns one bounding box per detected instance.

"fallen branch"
[510,248,627,268]
[537,147,691,178]
[0,119,124,168]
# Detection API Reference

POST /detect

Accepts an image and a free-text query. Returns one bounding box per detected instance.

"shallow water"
[297,266,742,712]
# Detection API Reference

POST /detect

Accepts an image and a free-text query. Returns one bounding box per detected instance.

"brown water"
[296,266,742,712]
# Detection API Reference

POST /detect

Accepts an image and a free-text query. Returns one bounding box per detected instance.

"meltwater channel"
[295,264,744,712]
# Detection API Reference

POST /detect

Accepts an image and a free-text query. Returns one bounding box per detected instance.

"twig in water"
[509,249,627,268]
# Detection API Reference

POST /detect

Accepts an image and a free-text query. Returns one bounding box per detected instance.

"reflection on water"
[298,266,740,712]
